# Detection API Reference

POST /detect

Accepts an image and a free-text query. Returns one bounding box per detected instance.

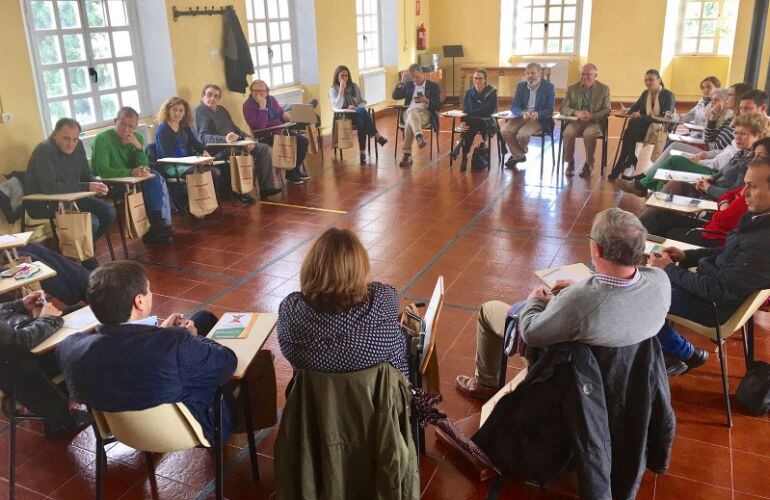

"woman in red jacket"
[665,137,769,246]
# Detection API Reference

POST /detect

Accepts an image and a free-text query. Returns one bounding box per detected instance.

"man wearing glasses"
[559,63,611,178]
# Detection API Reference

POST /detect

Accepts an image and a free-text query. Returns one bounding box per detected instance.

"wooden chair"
[392,105,440,160]
[450,122,495,169]
[555,118,609,176]
[90,388,257,500]
[667,289,770,427]
[496,119,556,174]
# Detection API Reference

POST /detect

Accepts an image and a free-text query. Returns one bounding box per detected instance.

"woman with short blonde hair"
[277,228,408,377]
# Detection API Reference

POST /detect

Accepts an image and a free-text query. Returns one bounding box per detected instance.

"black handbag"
[737,361,770,415]
[471,143,490,170]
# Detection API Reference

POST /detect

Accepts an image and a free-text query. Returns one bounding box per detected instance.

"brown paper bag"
[307,124,320,155]
[272,134,297,170]
[55,203,94,261]
[644,123,668,161]
[186,169,218,217]
[124,188,150,239]
[335,118,354,149]
[230,153,257,196]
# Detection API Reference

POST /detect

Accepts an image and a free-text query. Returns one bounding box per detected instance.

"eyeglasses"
[340,74,350,77]
[473,77,485,80]
[580,73,596,77]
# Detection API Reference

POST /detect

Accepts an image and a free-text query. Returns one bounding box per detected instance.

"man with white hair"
[559,63,611,177]
[500,62,556,171]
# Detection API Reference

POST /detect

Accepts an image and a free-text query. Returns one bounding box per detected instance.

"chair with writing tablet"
[392,105,441,160]
[667,288,770,428]
[289,103,324,159]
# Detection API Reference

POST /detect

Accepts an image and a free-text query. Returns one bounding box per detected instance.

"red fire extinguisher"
[417,23,427,50]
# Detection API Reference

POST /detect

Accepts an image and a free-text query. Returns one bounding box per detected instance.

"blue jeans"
[17,243,90,305]
[350,107,377,149]
[656,286,718,361]
[74,196,116,240]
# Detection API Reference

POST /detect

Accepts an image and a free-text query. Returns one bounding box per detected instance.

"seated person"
[668,75,720,125]
[705,84,758,151]
[277,228,408,378]
[456,208,670,399]
[704,87,733,129]
[24,118,116,268]
[648,157,770,375]
[558,63,611,177]
[666,185,748,247]
[194,83,282,201]
[329,65,388,165]
[243,80,309,185]
[391,63,442,168]
[90,106,173,244]
[500,62,556,171]
[154,97,220,180]
[608,69,676,180]
[0,290,92,439]
[57,261,277,442]
[619,112,769,197]
[449,68,498,171]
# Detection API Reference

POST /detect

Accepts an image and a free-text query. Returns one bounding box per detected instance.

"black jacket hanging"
[223,8,254,93]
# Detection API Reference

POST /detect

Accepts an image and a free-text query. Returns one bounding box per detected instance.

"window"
[245,0,296,89]
[24,0,147,133]
[677,0,739,55]
[513,0,581,55]
[356,0,381,70]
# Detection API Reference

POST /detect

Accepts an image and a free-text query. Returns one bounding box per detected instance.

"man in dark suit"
[501,62,555,170]
[559,63,612,177]
[391,63,442,167]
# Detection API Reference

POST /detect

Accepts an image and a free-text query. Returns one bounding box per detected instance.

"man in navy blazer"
[392,63,442,167]
[57,261,277,442]
[500,63,555,169]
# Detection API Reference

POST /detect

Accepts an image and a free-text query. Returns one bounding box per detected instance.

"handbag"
[271,133,297,170]
[55,201,94,261]
[471,143,490,170]
[737,361,770,415]
[306,124,320,155]
[186,169,219,217]
[230,151,256,196]
[124,187,150,239]
[643,123,668,162]
[335,118,355,149]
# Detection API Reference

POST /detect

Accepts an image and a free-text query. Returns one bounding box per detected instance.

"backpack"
[471,143,490,170]
[737,361,770,415]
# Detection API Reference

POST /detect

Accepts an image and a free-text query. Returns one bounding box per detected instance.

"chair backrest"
[92,402,210,453]
[421,276,445,374]
[145,143,158,167]
[723,289,770,333]
[288,104,317,124]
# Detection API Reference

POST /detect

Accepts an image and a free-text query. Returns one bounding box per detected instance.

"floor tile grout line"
[403,296,480,312]
[187,151,451,314]
[136,260,241,283]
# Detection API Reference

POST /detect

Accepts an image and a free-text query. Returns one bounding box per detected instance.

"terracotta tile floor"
[5,108,770,499]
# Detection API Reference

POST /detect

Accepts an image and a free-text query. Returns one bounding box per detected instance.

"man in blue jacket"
[391,63,442,167]
[500,63,555,170]
[57,261,268,442]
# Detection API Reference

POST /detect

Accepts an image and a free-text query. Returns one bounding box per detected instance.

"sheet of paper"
[644,241,664,254]
[443,110,465,117]
[653,169,704,183]
[63,306,99,331]
[493,111,513,118]
[668,133,706,145]
[536,263,593,287]
[331,107,357,113]
[0,234,20,245]
[156,156,213,165]
[669,149,695,159]
[211,312,255,339]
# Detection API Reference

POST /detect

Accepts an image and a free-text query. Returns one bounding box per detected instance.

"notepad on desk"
[669,149,696,159]
[156,156,214,165]
[210,313,256,339]
[653,169,705,183]
[644,241,664,255]
[63,306,99,331]
[535,263,593,288]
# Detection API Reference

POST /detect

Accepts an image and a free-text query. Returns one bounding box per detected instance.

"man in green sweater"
[91,107,172,244]
[456,208,672,400]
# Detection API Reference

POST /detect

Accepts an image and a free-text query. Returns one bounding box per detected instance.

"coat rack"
[172,5,234,22]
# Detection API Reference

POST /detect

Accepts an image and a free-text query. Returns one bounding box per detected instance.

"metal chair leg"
[498,351,509,389]
[240,380,260,481]
[540,134,545,177]
[104,230,116,261]
[95,436,105,500]
[9,383,16,500]
[111,198,129,259]
[214,390,224,500]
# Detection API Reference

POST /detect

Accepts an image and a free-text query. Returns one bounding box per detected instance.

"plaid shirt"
[594,268,642,288]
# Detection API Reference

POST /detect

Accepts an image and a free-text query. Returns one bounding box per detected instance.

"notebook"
[210,313,256,339]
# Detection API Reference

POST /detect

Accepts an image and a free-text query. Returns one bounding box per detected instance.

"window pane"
[283,64,293,84]
[562,39,574,53]
[259,68,271,87]
[520,7,531,21]
[279,0,289,17]
[356,0,363,11]
[43,68,66,97]
[73,97,95,124]
[562,22,575,37]
[717,37,733,55]
[48,100,71,127]
[95,63,116,89]
[681,37,698,52]
[62,34,86,62]
[548,6,561,21]
[250,47,257,66]
[272,44,282,63]
[280,21,290,41]
[107,0,128,26]
[282,42,292,62]
[684,19,699,36]
[272,66,283,86]
[546,39,560,53]
[252,0,265,19]
[685,1,702,18]
[248,23,255,43]
[68,66,91,93]
[269,22,280,41]
[698,38,714,53]
[121,89,140,112]
[116,60,136,86]
[530,38,543,53]
[100,93,119,121]
[90,32,112,59]
[533,0,545,5]
[112,30,132,57]
[31,1,56,30]
[703,1,718,17]
[257,45,269,64]
[549,23,561,37]
[532,7,545,21]
[255,22,267,42]
[85,0,107,27]
[700,20,716,36]
[563,6,576,21]
[357,16,363,33]
[267,0,278,17]
[38,35,62,64]
[57,1,81,28]
[531,23,544,37]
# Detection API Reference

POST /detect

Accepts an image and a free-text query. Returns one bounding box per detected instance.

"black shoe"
[622,173,647,181]
[460,156,468,171]
[450,140,463,161]
[285,176,304,184]
[81,257,99,271]
[399,155,413,167]
[683,348,709,374]
[44,409,94,440]
[260,187,282,199]
[239,193,257,205]
[360,153,367,165]
[298,172,311,180]
[416,134,427,149]
[142,232,172,244]
[666,359,689,377]
[376,136,388,146]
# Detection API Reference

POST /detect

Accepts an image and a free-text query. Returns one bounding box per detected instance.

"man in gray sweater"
[194,84,281,202]
[457,208,672,400]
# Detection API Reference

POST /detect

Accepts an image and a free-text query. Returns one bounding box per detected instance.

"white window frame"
[356,0,382,70]
[676,0,739,56]
[245,0,298,89]
[512,0,582,56]
[22,0,149,134]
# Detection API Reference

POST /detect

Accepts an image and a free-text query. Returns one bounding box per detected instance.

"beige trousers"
[562,121,602,167]
[500,117,542,157]
[475,300,511,387]
[402,107,432,154]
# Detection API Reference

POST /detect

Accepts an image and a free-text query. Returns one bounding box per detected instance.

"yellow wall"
[0,1,45,172]
[670,56,730,100]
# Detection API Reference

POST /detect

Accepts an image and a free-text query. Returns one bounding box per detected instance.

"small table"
[101,175,157,259]
[0,261,56,296]
[0,232,33,264]
[443,110,467,166]
[30,306,99,354]
[645,237,701,255]
[645,193,718,214]
[653,169,706,183]
[668,132,706,146]
[251,122,298,139]
[609,112,637,172]
[535,263,593,288]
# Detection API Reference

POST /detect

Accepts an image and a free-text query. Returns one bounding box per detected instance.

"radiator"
[273,87,305,108]
[524,58,569,91]
[360,68,387,106]
[81,122,156,160]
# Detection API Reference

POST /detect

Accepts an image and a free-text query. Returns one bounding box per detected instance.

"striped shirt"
[705,120,734,151]
[594,269,642,288]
